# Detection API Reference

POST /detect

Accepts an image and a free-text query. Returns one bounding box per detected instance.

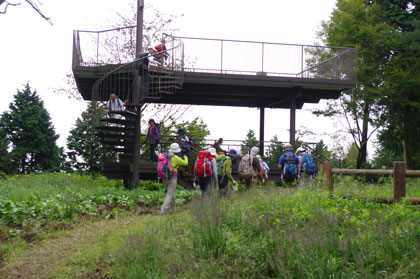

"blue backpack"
[302,153,316,175]
[283,154,297,182]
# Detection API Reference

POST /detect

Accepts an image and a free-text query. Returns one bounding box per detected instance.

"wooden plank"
[331,169,393,176]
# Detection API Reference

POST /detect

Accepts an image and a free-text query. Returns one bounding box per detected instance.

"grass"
[109,181,420,278]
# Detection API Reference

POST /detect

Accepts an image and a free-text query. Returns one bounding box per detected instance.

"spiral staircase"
[91,37,185,188]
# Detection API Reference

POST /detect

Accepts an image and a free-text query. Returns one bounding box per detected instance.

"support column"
[132,0,144,189]
[259,107,265,156]
[290,93,296,147]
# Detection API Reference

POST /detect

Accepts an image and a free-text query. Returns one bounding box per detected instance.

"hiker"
[154,38,169,65]
[145,119,160,162]
[256,155,269,188]
[177,128,194,155]
[238,146,262,190]
[134,46,161,96]
[296,147,317,185]
[194,148,218,197]
[278,144,300,185]
[213,138,226,155]
[216,149,238,196]
[104,93,126,119]
[159,143,188,214]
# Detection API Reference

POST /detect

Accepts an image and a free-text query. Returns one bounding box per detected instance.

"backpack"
[302,153,317,175]
[283,153,297,182]
[157,153,175,179]
[238,153,255,178]
[257,159,265,176]
[185,135,194,147]
[216,154,228,176]
[194,151,213,178]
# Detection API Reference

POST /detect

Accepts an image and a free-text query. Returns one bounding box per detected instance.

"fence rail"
[73,27,356,82]
[323,161,420,204]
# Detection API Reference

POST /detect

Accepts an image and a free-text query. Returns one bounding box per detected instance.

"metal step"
[100,118,135,125]
[96,133,134,140]
[95,126,135,133]
[109,110,137,118]
[99,140,134,147]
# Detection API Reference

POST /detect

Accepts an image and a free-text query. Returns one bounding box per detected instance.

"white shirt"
[107,98,124,111]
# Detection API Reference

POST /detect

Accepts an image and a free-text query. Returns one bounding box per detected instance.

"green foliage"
[240,129,259,155]
[0,83,62,173]
[66,101,118,173]
[0,173,196,228]
[313,0,396,168]
[267,135,284,165]
[110,184,420,278]
[174,117,210,151]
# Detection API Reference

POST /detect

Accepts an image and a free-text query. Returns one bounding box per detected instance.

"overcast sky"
[1,0,358,155]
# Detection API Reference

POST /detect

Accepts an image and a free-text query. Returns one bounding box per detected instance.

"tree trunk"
[356,102,369,169]
[401,115,414,170]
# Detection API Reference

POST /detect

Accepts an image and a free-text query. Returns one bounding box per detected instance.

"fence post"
[393,161,406,202]
[323,162,334,192]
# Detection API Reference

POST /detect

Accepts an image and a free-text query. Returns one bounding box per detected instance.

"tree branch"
[25,0,52,25]
[0,1,20,14]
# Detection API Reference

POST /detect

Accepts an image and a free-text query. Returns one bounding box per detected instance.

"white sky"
[0,0,362,156]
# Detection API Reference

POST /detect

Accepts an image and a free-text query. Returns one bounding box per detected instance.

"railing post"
[393,161,406,202]
[96,32,99,64]
[221,40,223,74]
[262,42,264,72]
[323,162,334,192]
[301,45,304,78]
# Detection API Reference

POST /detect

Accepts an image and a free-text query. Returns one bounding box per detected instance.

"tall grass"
[110,184,420,278]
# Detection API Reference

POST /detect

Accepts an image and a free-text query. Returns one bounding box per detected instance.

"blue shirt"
[278,152,300,167]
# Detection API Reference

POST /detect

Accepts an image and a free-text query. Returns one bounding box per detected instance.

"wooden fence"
[323,161,420,204]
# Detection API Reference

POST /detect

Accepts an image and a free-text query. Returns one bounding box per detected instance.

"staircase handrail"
[91,35,184,103]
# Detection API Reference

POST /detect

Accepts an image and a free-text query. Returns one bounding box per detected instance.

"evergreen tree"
[66,101,118,173]
[267,135,284,165]
[240,130,259,155]
[0,129,13,174]
[0,83,62,173]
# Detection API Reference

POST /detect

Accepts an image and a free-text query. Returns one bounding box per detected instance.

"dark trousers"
[198,176,212,196]
[218,175,228,196]
[150,143,158,162]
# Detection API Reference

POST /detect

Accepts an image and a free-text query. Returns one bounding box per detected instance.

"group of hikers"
[152,123,317,214]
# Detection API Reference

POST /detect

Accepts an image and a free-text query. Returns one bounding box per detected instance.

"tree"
[240,130,259,155]
[0,0,52,24]
[0,83,62,173]
[371,0,420,169]
[66,101,118,173]
[313,0,395,168]
[267,135,284,165]
[174,117,210,151]
[0,130,13,174]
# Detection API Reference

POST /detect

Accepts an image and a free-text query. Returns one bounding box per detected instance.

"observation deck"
[72,27,356,109]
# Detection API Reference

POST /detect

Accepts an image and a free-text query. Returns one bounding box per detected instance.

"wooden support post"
[393,161,406,202]
[290,94,296,147]
[259,106,265,156]
[323,162,334,192]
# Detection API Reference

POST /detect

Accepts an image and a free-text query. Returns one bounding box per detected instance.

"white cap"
[296,147,306,153]
[207,147,217,156]
[284,143,293,151]
[147,46,156,51]
[169,143,181,153]
[250,146,260,155]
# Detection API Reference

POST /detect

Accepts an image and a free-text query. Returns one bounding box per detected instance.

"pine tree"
[267,135,284,165]
[0,83,62,173]
[66,101,117,173]
[240,130,259,155]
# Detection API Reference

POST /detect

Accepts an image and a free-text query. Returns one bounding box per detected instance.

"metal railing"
[73,27,356,82]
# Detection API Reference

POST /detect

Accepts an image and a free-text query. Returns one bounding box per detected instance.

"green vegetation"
[110,181,420,278]
[0,173,196,231]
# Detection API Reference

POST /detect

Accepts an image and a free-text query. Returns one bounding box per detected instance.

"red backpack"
[194,151,213,178]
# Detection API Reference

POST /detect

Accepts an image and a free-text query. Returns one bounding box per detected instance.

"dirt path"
[0,214,158,279]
